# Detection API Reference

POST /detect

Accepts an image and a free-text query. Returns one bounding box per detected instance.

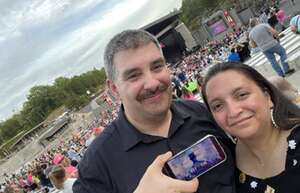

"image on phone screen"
[165,135,226,180]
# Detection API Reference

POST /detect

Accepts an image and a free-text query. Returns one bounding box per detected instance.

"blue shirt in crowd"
[227,52,240,62]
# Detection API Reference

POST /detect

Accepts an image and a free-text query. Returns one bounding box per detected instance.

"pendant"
[264,185,275,193]
[239,172,246,184]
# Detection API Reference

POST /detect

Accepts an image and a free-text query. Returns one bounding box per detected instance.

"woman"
[49,165,76,193]
[201,62,300,193]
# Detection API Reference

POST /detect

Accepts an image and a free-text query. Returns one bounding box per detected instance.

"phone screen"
[165,135,226,180]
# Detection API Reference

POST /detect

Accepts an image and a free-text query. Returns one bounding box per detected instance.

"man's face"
[108,42,172,121]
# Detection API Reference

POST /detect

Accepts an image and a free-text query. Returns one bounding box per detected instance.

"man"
[73,30,235,193]
[290,14,300,34]
[249,18,295,77]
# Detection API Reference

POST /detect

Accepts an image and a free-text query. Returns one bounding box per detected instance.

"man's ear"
[106,79,119,98]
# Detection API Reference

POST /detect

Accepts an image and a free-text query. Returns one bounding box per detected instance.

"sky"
[0,0,182,121]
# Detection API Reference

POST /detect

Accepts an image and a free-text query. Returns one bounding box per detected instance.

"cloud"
[0,0,182,121]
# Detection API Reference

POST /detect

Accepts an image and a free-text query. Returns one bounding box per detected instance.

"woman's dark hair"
[201,62,300,130]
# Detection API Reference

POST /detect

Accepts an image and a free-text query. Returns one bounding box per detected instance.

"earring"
[270,108,279,129]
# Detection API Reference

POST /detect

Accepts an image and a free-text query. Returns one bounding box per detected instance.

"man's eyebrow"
[122,67,140,79]
[151,58,165,65]
[121,57,165,79]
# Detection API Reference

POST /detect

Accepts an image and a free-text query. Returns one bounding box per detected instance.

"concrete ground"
[253,58,300,91]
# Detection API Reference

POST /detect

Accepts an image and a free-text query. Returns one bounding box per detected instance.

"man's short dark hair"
[103,30,162,81]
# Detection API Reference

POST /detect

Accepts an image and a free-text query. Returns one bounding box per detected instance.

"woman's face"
[205,70,273,139]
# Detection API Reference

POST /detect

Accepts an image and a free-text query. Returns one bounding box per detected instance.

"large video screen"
[207,16,227,36]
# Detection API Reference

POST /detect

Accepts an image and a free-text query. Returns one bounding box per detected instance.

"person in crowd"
[181,87,196,101]
[249,18,295,77]
[185,78,199,95]
[290,14,300,34]
[27,170,39,191]
[177,71,187,83]
[227,47,241,62]
[60,156,78,178]
[196,75,204,89]
[36,164,53,188]
[268,76,300,105]
[275,8,288,30]
[73,29,236,193]
[267,8,279,29]
[171,82,181,99]
[67,146,81,162]
[201,62,300,193]
[49,165,77,193]
[53,153,65,165]
[236,42,251,62]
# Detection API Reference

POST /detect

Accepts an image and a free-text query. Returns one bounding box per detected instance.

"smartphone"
[163,135,227,181]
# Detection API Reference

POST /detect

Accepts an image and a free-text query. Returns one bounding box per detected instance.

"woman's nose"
[227,100,242,118]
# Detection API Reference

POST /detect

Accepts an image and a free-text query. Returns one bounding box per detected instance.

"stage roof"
[141,10,181,35]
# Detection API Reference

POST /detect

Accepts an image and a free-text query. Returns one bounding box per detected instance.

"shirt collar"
[168,100,191,137]
[115,105,142,152]
[116,101,191,151]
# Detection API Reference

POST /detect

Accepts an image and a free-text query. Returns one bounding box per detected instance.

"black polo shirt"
[73,99,236,193]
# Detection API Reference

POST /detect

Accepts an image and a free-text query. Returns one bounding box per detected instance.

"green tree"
[0,115,24,141]
[64,94,89,110]
[1,67,107,146]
